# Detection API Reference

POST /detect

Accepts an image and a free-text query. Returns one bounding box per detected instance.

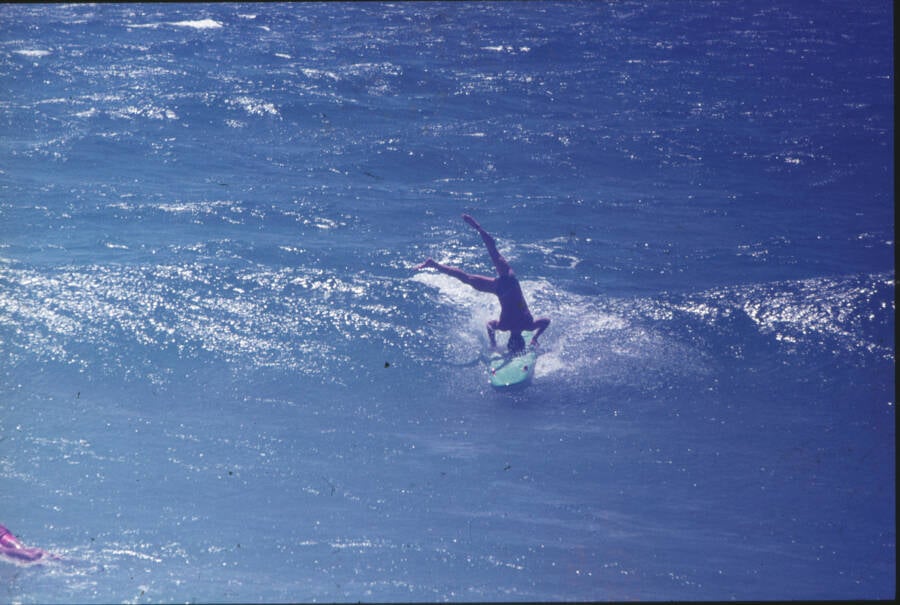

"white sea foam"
[481,45,530,53]
[13,49,51,58]
[169,19,223,30]
[109,105,178,121]
[227,96,280,118]
[412,270,670,383]
[300,67,340,81]
[128,19,223,30]
[156,200,235,215]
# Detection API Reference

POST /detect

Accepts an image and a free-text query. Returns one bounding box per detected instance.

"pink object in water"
[0,524,55,564]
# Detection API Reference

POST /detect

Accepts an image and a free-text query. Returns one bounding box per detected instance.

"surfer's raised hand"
[415,258,437,270]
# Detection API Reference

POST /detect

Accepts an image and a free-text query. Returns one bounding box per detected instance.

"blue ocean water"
[0,1,894,602]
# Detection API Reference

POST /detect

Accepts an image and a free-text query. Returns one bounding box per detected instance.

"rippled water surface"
[1,2,894,602]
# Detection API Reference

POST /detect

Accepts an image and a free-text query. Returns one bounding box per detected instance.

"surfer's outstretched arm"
[416,258,496,293]
[462,214,512,277]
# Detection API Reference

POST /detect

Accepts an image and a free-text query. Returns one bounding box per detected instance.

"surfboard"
[488,330,537,388]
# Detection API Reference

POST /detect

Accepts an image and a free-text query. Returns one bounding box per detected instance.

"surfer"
[416,214,550,353]
[0,524,55,563]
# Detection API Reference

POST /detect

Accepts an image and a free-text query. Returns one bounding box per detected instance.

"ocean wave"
[0,263,415,386]
[1,243,891,392]
[695,273,895,361]
[412,269,893,393]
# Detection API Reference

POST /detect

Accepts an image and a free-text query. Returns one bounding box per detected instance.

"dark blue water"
[1,2,894,602]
